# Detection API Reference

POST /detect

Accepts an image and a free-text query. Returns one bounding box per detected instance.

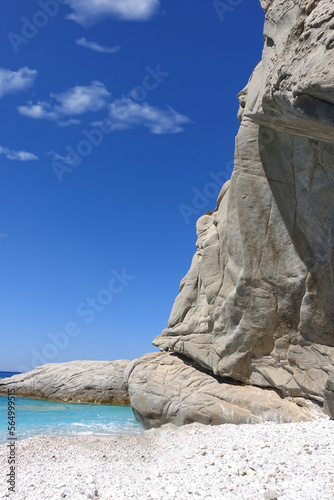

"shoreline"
[0,393,132,406]
[1,418,333,500]
[0,396,141,448]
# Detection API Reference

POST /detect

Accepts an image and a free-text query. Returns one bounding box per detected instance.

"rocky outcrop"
[0,360,130,404]
[126,0,334,426]
[125,352,321,429]
[152,0,334,409]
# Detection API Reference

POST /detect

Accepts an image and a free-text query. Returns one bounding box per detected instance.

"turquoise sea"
[0,371,142,443]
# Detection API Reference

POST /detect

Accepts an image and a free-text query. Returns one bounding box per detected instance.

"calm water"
[0,371,142,443]
[0,371,21,379]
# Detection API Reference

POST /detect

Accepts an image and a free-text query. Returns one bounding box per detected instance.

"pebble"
[264,491,279,499]
[0,419,333,499]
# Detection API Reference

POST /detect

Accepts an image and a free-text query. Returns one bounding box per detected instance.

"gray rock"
[264,492,279,500]
[0,360,130,404]
[323,375,334,418]
[125,352,318,429]
[152,0,334,415]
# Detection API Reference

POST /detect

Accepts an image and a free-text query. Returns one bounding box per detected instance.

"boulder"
[324,375,334,418]
[152,0,334,412]
[125,352,320,429]
[0,360,130,404]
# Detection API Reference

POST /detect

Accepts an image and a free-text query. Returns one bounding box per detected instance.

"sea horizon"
[0,371,22,379]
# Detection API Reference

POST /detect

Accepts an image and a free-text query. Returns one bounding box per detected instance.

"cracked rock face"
[151,0,334,416]
[0,360,131,404]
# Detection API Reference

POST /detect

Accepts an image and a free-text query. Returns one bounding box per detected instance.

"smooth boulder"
[125,352,320,429]
[0,360,131,404]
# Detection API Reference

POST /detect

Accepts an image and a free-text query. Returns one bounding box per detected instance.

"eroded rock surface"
[0,360,130,404]
[324,375,334,418]
[152,0,334,414]
[125,352,321,429]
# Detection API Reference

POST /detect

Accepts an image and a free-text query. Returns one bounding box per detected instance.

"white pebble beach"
[1,418,333,500]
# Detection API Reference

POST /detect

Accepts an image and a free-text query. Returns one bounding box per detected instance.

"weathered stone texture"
[0,360,130,405]
[152,0,334,412]
[125,352,320,429]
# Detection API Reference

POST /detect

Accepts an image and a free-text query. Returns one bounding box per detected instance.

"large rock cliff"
[126,0,334,425]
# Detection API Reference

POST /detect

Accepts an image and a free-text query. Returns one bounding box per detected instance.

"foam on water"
[0,396,142,443]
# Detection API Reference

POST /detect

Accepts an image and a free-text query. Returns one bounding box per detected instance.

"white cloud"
[17,81,111,126]
[76,37,121,53]
[108,98,192,134]
[17,102,59,121]
[51,81,111,115]
[64,0,160,25]
[0,67,37,99]
[0,146,39,161]
[16,80,192,135]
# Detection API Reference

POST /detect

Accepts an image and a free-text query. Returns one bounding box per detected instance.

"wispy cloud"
[17,81,111,126]
[64,0,160,26]
[0,146,39,161]
[0,67,37,99]
[108,98,192,134]
[57,119,82,127]
[45,151,78,166]
[75,37,121,54]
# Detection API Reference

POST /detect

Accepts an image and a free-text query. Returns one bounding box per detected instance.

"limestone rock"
[152,0,334,414]
[0,360,130,404]
[125,352,320,429]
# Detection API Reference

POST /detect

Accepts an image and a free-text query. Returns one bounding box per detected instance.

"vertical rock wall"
[153,0,334,407]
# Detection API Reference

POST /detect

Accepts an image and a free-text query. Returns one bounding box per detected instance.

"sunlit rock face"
[153,0,334,412]
[125,352,319,429]
[0,360,131,404]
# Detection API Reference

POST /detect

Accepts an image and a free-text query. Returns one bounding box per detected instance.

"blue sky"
[0,0,264,372]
